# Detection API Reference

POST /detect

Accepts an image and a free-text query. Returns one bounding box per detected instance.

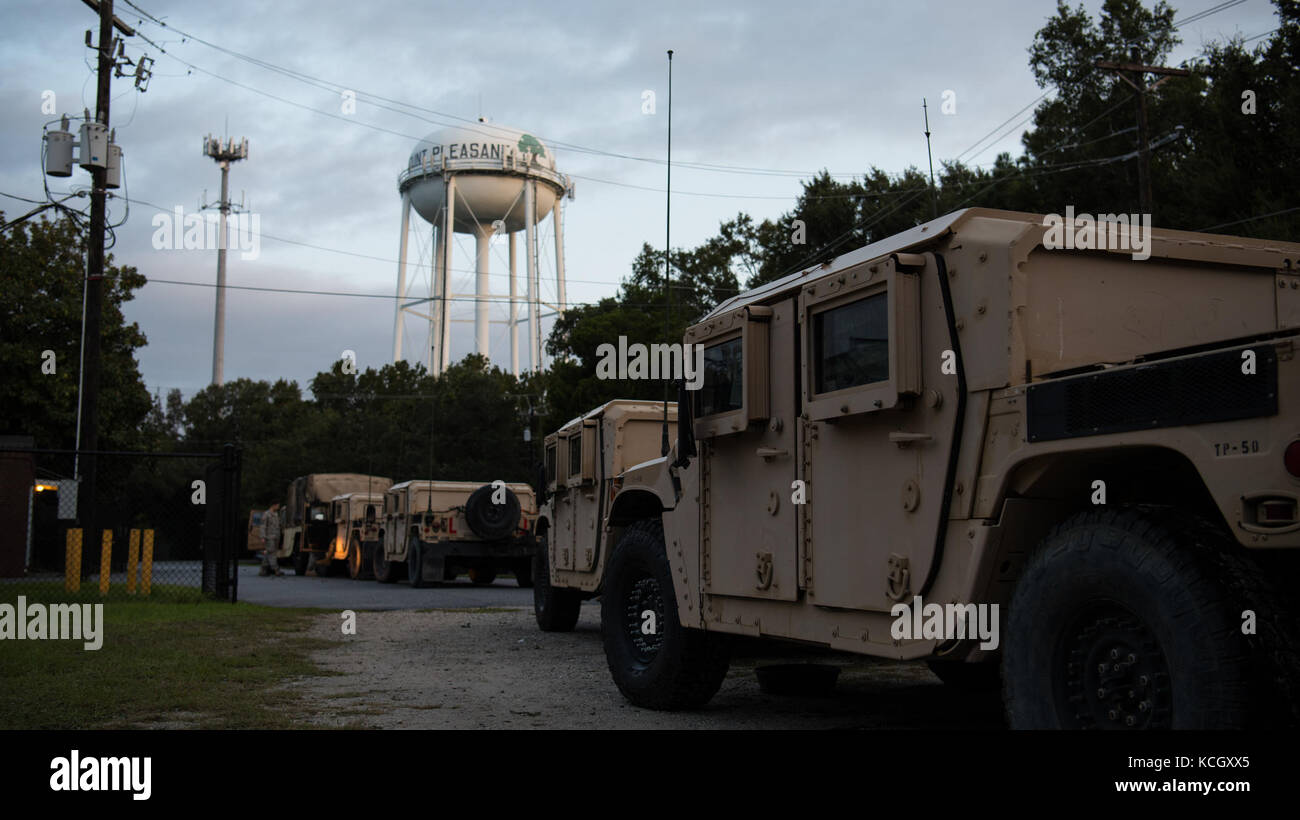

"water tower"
[394,120,573,375]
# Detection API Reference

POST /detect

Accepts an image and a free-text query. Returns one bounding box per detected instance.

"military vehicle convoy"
[533,400,678,631]
[274,473,393,575]
[560,208,1299,729]
[373,479,539,588]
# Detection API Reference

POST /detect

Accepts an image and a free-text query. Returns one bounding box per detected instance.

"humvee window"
[697,336,743,416]
[814,291,888,394]
[568,434,582,477]
[545,443,557,484]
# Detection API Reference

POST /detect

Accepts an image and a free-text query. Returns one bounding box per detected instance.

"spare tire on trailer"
[465,483,520,541]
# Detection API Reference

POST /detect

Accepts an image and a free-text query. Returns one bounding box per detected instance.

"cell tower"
[394,119,572,375]
[202,134,249,386]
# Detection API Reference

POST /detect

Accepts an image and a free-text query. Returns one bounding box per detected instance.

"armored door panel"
[573,486,599,572]
[702,298,798,601]
[553,490,577,571]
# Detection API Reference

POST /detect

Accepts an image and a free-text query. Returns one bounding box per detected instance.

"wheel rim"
[1059,606,1172,729]
[624,573,665,666]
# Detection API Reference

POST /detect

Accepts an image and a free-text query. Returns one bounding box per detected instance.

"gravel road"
[287,605,1006,729]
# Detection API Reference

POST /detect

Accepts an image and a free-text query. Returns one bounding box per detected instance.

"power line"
[1198,205,1300,232]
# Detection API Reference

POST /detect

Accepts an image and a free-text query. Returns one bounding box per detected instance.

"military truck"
[373,479,539,588]
[326,491,388,579]
[276,473,392,575]
[586,208,1300,728]
[533,400,679,631]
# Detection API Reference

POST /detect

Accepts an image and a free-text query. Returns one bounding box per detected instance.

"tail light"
[1286,440,1300,478]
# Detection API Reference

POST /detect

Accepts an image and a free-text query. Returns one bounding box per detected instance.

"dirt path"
[286,606,1006,729]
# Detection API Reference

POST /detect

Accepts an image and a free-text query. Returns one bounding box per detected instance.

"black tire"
[1003,507,1252,729]
[407,534,428,588]
[465,483,520,541]
[467,567,497,586]
[926,659,1001,693]
[600,520,729,710]
[373,541,403,584]
[513,556,534,588]
[533,533,581,632]
[347,537,371,580]
[291,536,309,576]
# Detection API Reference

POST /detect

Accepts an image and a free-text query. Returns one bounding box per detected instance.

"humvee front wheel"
[1003,508,1251,729]
[533,534,581,632]
[601,520,729,710]
[347,536,370,580]
[291,536,309,576]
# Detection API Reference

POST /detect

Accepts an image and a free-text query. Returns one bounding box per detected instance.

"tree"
[0,212,151,449]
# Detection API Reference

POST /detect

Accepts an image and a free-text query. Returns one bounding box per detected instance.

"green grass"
[0,589,338,729]
[2,581,209,604]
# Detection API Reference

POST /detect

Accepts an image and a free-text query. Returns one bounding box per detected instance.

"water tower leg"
[393,193,412,363]
[553,196,566,317]
[525,179,541,372]
[431,223,443,374]
[474,224,492,362]
[440,176,457,374]
[509,231,519,377]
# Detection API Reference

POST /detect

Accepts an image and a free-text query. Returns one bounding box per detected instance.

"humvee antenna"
[923,98,937,219]
[661,48,673,458]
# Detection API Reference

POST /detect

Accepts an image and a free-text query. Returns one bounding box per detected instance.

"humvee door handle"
[756,447,789,460]
[889,431,934,445]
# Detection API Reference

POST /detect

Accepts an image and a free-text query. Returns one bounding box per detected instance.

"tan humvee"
[533,400,678,631]
[275,473,393,575]
[374,479,539,588]
[589,208,1300,728]
[324,491,387,579]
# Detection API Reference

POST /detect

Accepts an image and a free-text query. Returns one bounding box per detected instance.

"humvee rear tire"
[926,659,1001,693]
[467,567,497,585]
[534,534,581,632]
[465,483,521,541]
[601,519,729,710]
[373,543,403,584]
[513,557,534,588]
[1003,508,1251,729]
[408,535,429,588]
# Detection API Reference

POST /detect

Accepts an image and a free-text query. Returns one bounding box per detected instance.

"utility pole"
[1095,48,1189,217]
[202,135,249,385]
[78,0,134,540]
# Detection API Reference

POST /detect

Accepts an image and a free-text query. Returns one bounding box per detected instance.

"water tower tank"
[402,123,560,232]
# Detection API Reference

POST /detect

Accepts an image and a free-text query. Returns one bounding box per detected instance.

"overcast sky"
[0,0,1281,401]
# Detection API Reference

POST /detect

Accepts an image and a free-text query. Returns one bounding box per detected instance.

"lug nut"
[1108,709,1118,720]
[1110,649,1120,660]
[1125,716,1136,726]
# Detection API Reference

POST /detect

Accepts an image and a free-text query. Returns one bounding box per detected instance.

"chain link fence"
[0,443,241,603]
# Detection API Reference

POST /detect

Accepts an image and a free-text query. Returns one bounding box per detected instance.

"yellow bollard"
[65,529,82,593]
[127,529,141,595]
[141,530,154,597]
[99,530,112,596]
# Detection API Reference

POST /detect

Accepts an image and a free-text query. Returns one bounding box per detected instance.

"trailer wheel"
[407,534,428,588]
[601,519,729,710]
[347,536,371,580]
[1003,508,1252,729]
[534,533,581,632]
[373,541,403,584]
[513,557,534,588]
[291,536,309,576]
[467,567,496,586]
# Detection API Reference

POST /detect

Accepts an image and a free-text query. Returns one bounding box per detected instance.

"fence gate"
[202,444,242,602]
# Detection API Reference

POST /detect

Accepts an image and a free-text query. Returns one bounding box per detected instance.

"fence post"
[98,529,112,596]
[64,529,81,593]
[126,529,140,595]
[141,529,154,597]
